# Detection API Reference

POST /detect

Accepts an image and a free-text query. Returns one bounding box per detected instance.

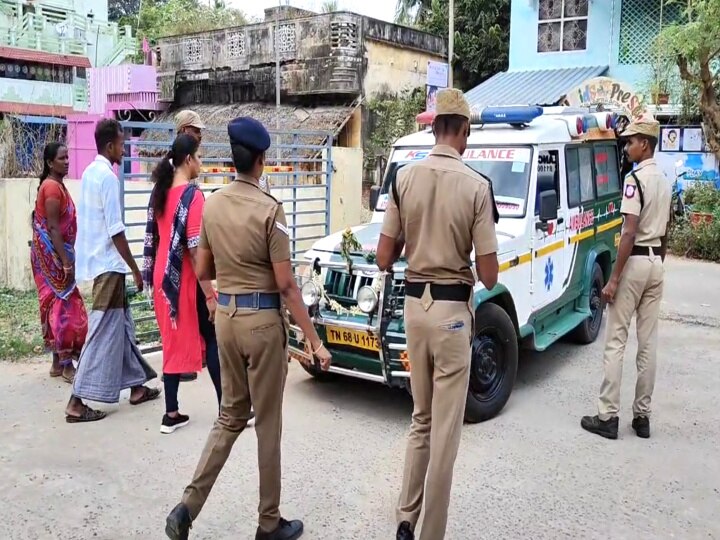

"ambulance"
[288,105,626,423]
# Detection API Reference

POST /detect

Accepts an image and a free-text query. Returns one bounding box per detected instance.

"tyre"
[464,303,519,424]
[570,262,605,344]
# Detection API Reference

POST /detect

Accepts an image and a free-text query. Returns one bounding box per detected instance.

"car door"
[531,147,568,310]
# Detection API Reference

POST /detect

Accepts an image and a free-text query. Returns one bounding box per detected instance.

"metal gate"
[118,120,335,351]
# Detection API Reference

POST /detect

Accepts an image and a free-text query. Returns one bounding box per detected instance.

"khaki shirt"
[199,174,291,294]
[381,145,498,286]
[620,158,672,247]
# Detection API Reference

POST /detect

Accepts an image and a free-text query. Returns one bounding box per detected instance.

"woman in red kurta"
[143,134,221,434]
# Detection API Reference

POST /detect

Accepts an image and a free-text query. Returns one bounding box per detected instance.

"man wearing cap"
[376,88,499,540]
[164,117,332,540]
[581,114,671,440]
[175,110,206,142]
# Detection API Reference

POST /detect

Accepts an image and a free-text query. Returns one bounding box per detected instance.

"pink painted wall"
[66,114,104,179]
[87,65,159,115]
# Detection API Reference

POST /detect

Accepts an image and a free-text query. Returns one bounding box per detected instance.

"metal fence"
[118,120,335,352]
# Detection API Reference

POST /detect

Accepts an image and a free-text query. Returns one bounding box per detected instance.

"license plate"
[325,326,379,352]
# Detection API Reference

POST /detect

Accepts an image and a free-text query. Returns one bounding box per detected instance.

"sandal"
[129,386,162,406]
[66,405,107,423]
[49,368,63,378]
[62,368,75,385]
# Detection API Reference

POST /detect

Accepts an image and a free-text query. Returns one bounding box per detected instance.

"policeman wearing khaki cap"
[376,86,499,540]
[175,110,206,142]
[581,112,671,441]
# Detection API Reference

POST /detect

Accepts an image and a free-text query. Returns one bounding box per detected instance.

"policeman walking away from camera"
[375,88,499,540]
[581,114,671,440]
[164,117,332,540]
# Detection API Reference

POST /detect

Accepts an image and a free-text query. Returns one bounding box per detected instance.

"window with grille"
[618,0,684,65]
[331,22,359,50]
[274,24,296,54]
[537,0,589,53]
[184,39,202,64]
[227,31,245,59]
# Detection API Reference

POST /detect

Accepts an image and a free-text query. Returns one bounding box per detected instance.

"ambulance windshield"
[378,146,533,218]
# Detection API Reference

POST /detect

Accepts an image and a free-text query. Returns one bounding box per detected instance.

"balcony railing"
[0,7,135,63]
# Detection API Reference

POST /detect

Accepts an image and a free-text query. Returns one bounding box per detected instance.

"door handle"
[557,217,565,224]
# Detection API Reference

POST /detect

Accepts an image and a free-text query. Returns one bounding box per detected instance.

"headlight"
[356,285,378,314]
[301,281,320,307]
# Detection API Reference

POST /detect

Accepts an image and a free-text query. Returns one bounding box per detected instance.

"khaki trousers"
[397,290,473,540]
[182,299,288,533]
[598,254,664,421]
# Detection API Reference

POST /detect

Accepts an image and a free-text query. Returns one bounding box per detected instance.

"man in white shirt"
[65,119,160,422]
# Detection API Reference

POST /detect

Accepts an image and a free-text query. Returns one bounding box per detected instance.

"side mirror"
[539,190,558,222]
[369,185,381,211]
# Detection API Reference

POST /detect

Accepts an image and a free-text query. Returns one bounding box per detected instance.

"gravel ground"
[1,257,719,540]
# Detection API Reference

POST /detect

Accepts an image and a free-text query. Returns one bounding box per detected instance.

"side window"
[566,146,595,207]
[578,146,595,203]
[535,150,559,215]
[593,145,621,198]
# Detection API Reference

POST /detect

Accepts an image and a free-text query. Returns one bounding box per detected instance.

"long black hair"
[40,142,66,185]
[32,142,67,221]
[150,133,200,217]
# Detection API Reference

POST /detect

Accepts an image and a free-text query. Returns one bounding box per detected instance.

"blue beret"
[227,117,271,153]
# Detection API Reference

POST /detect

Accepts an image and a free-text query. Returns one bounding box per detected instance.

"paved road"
[2,257,719,540]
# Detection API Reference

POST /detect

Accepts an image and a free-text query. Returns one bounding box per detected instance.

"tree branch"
[677,55,701,83]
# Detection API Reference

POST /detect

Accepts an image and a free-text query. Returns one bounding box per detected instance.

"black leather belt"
[631,246,658,256]
[405,282,472,302]
[216,292,281,310]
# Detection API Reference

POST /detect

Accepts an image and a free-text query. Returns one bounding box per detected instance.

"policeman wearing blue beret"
[165,117,332,540]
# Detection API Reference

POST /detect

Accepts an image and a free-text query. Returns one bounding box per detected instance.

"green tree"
[658,0,720,159]
[394,0,433,26]
[321,0,339,13]
[137,0,248,43]
[421,0,510,90]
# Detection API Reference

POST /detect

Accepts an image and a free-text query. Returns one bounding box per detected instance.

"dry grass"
[0,117,65,178]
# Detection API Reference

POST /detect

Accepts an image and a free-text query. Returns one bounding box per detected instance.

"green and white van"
[288,106,625,422]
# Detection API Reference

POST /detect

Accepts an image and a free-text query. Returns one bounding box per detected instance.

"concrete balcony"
[0,8,135,66]
[0,77,83,114]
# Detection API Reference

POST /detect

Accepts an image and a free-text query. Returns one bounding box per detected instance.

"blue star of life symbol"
[544,258,554,291]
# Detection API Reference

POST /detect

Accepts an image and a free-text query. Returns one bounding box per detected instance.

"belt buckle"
[251,292,260,310]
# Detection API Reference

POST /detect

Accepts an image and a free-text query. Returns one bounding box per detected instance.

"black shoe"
[161,413,190,434]
[165,503,192,540]
[255,518,304,540]
[581,415,619,439]
[632,416,650,438]
[397,521,414,540]
[180,373,198,382]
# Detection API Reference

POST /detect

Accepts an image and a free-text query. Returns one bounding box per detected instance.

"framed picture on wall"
[682,127,704,152]
[661,127,681,152]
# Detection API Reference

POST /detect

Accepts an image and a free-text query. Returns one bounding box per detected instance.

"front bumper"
[288,258,410,386]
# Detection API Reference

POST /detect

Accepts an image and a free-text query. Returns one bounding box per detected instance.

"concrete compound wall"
[0,147,363,291]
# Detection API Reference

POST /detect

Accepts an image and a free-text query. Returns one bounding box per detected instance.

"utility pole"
[448,0,454,88]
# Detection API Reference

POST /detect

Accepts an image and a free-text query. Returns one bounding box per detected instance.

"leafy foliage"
[116,0,248,46]
[365,87,426,172]
[669,183,720,261]
[657,0,720,159]
[395,0,433,26]
[420,0,510,90]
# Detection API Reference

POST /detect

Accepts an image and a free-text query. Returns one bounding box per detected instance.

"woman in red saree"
[31,142,88,384]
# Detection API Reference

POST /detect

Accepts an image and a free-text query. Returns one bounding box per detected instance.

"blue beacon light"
[476,106,544,125]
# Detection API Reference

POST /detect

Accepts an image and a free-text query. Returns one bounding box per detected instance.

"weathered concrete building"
[155,6,446,176]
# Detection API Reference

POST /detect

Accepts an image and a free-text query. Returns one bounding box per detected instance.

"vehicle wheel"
[299,361,337,382]
[464,303,519,424]
[570,263,605,344]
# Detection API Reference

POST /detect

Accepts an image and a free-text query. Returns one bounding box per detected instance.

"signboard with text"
[563,76,646,119]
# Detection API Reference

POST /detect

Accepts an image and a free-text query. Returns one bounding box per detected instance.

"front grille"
[325,269,373,307]
[391,275,405,313]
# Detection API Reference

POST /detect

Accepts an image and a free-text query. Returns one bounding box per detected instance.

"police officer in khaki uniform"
[165,117,332,540]
[175,110,206,142]
[581,114,671,440]
[376,88,499,540]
